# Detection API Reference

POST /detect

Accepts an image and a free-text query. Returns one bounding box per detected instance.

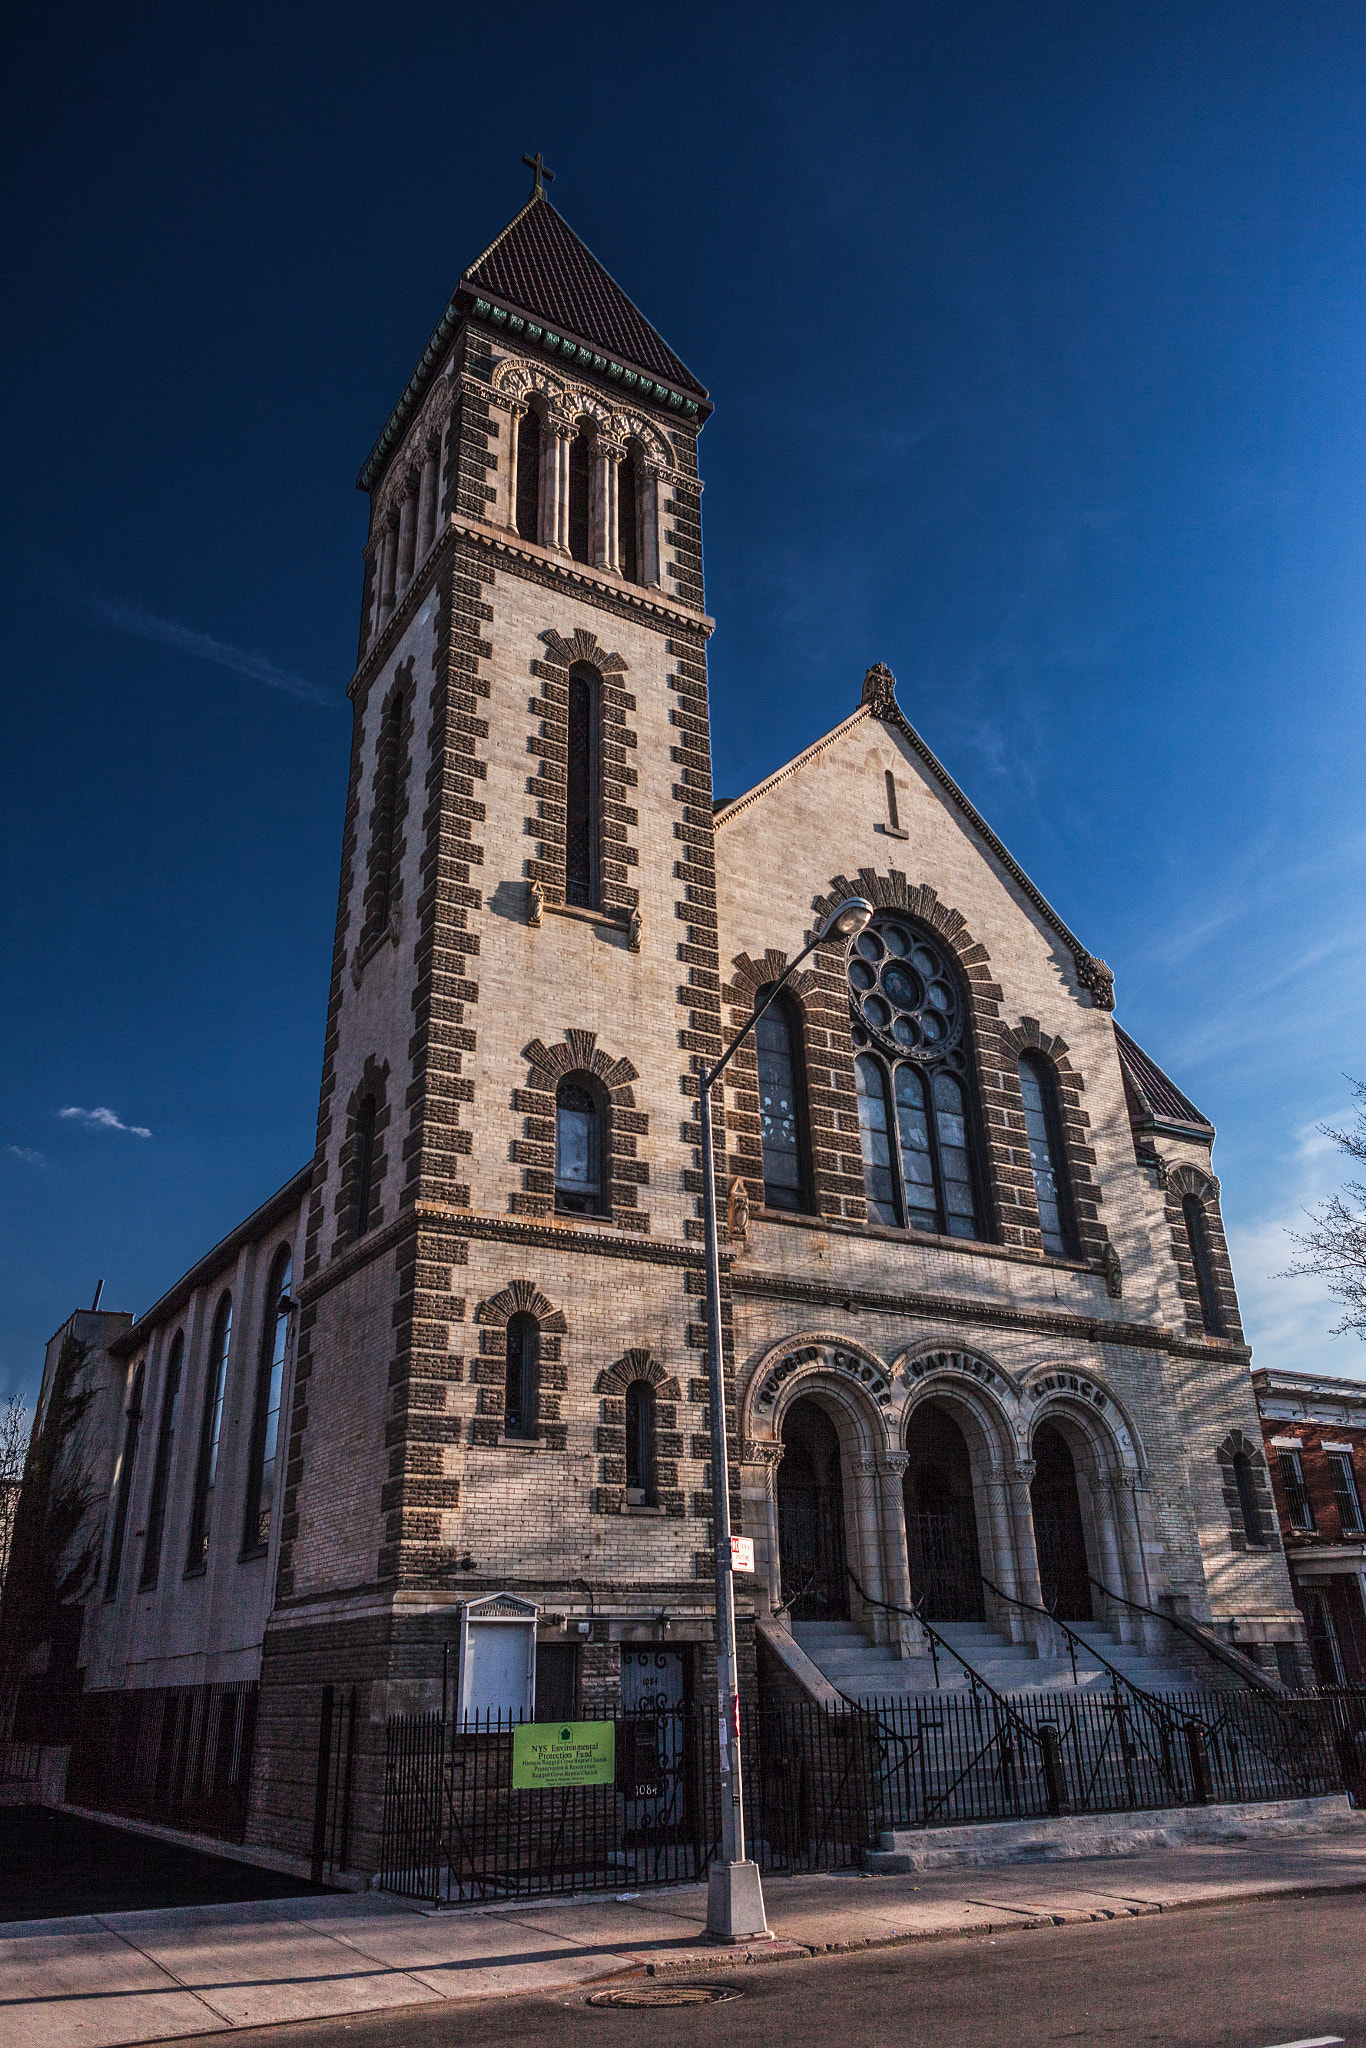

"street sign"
[730,1535,755,1574]
[511,1720,615,1790]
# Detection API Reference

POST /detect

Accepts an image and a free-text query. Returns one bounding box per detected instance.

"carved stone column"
[416,434,440,560]
[1009,1459,1046,1641]
[1114,1470,1158,1646]
[852,1456,885,1643]
[395,473,419,595]
[593,442,623,570]
[877,1451,919,1656]
[742,1439,784,1616]
[640,464,662,586]
[1091,1474,1132,1641]
[377,508,399,628]
[504,402,525,530]
[541,416,571,553]
[983,1461,1027,1642]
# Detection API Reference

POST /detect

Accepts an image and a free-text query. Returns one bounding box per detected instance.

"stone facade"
[27,185,1310,1874]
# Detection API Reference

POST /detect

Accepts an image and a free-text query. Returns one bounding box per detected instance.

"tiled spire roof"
[462,194,707,398]
[1113,1023,1213,1135]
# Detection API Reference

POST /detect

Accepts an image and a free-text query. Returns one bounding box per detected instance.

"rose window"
[848,921,965,1065]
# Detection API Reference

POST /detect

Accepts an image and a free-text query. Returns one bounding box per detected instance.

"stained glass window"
[188,1293,232,1574]
[756,995,807,1211]
[556,1078,603,1215]
[244,1247,292,1555]
[1018,1055,1074,1257]
[849,917,983,1240]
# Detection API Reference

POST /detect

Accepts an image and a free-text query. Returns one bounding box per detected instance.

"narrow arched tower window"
[188,1292,232,1574]
[1018,1054,1077,1258]
[243,1246,292,1555]
[516,408,541,542]
[355,1096,378,1237]
[619,449,639,583]
[103,1360,144,1599]
[568,425,592,562]
[756,990,809,1212]
[372,692,404,930]
[504,1312,539,1440]
[565,663,600,908]
[556,1076,603,1215]
[1232,1449,1265,1545]
[1183,1192,1223,1333]
[625,1379,656,1504]
[140,1329,183,1589]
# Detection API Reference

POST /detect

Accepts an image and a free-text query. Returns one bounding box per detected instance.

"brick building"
[1254,1368,1366,1685]
[9,171,1315,1870]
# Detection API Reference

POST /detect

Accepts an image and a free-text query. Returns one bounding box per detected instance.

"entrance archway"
[1031,1422,1092,1620]
[776,1397,848,1618]
[903,1402,985,1621]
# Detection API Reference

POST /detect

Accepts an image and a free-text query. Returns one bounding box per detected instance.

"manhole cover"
[587,1983,744,2008]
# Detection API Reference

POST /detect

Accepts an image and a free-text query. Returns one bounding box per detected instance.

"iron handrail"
[978,1570,1168,1714]
[844,1567,1046,1752]
[1087,1574,1287,1700]
[773,1569,817,1621]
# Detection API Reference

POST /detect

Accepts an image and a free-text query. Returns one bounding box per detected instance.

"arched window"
[140,1329,183,1589]
[755,989,810,1212]
[565,662,600,909]
[625,1378,656,1505]
[556,1076,604,1215]
[504,1312,539,1440]
[515,407,541,542]
[1183,1192,1222,1333]
[1018,1054,1077,1258]
[187,1293,232,1574]
[619,449,639,583]
[568,424,592,563]
[1233,1450,1266,1546]
[243,1247,292,1556]
[103,1360,144,1599]
[355,1095,377,1237]
[849,918,985,1240]
[371,692,404,931]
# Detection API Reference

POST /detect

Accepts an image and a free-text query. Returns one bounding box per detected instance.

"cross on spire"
[522,151,555,198]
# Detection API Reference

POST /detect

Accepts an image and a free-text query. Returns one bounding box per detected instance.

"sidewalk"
[6,1825,1366,2048]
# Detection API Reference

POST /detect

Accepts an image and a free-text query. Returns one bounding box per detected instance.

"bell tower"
[254,165,729,1863]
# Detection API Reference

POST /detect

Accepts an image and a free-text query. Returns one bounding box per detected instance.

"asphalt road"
[189,1889,1365,2048]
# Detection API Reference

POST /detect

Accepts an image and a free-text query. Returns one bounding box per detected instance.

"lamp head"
[818,896,875,944]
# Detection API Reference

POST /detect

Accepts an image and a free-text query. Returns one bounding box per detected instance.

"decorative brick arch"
[593,1348,685,1519]
[1216,1428,1276,1550]
[1167,1164,1243,1341]
[333,1055,391,1252]
[511,1031,650,1232]
[471,1279,569,1449]
[994,1018,1107,1266]
[524,628,639,920]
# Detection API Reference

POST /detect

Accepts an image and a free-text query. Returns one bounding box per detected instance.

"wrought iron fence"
[379,1686,1356,1904]
[67,1681,259,1842]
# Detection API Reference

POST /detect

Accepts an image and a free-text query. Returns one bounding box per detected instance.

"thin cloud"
[58,1106,152,1139]
[47,563,330,706]
[5,1146,46,1167]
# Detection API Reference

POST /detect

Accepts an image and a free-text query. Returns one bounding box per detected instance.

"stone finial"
[527,878,544,928]
[1077,954,1115,1010]
[726,1176,750,1244]
[1102,1241,1123,1300]
[861,662,898,718]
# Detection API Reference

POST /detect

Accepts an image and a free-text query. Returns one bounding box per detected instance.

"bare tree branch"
[1281,1077,1366,1340]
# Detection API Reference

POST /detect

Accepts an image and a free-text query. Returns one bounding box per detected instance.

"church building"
[18,166,1310,1871]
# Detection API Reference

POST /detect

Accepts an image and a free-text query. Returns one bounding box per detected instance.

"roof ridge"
[1113,1021,1213,1133]
[460,190,547,286]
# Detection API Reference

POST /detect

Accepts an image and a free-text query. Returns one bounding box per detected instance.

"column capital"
[742,1438,784,1469]
[879,1451,910,1478]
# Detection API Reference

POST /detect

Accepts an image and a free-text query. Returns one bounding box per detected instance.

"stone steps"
[791,1616,1201,1701]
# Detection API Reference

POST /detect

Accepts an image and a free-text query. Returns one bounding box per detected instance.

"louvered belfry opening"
[568,425,592,563]
[516,407,541,542]
[620,449,639,582]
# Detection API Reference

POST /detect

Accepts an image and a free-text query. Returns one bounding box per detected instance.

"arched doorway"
[1031,1422,1092,1620]
[903,1402,984,1621]
[776,1397,848,1618]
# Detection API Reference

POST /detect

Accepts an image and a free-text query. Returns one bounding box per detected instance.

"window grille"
[555,1078,604,1215]
[504,1314,539,1440]
[625,1379,656,1505]
[1328,1450,1364,1536]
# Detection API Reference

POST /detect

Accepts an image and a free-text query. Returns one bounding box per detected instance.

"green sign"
[512,1720,616,1791]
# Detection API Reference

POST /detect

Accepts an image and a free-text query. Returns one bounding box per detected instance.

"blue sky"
[3,0,1364,1408]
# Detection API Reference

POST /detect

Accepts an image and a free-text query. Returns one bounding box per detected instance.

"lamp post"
[699,894,874,1942]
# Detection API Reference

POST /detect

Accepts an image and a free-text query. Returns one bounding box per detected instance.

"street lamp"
[699,894,874,1941]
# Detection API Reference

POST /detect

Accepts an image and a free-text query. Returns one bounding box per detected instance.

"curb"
[639,1874,1366,1980]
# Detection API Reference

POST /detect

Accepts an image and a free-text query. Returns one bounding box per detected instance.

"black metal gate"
[907,1505,985,1621]
[1031,1425,1092,1620]
[778,1482,849,1617]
